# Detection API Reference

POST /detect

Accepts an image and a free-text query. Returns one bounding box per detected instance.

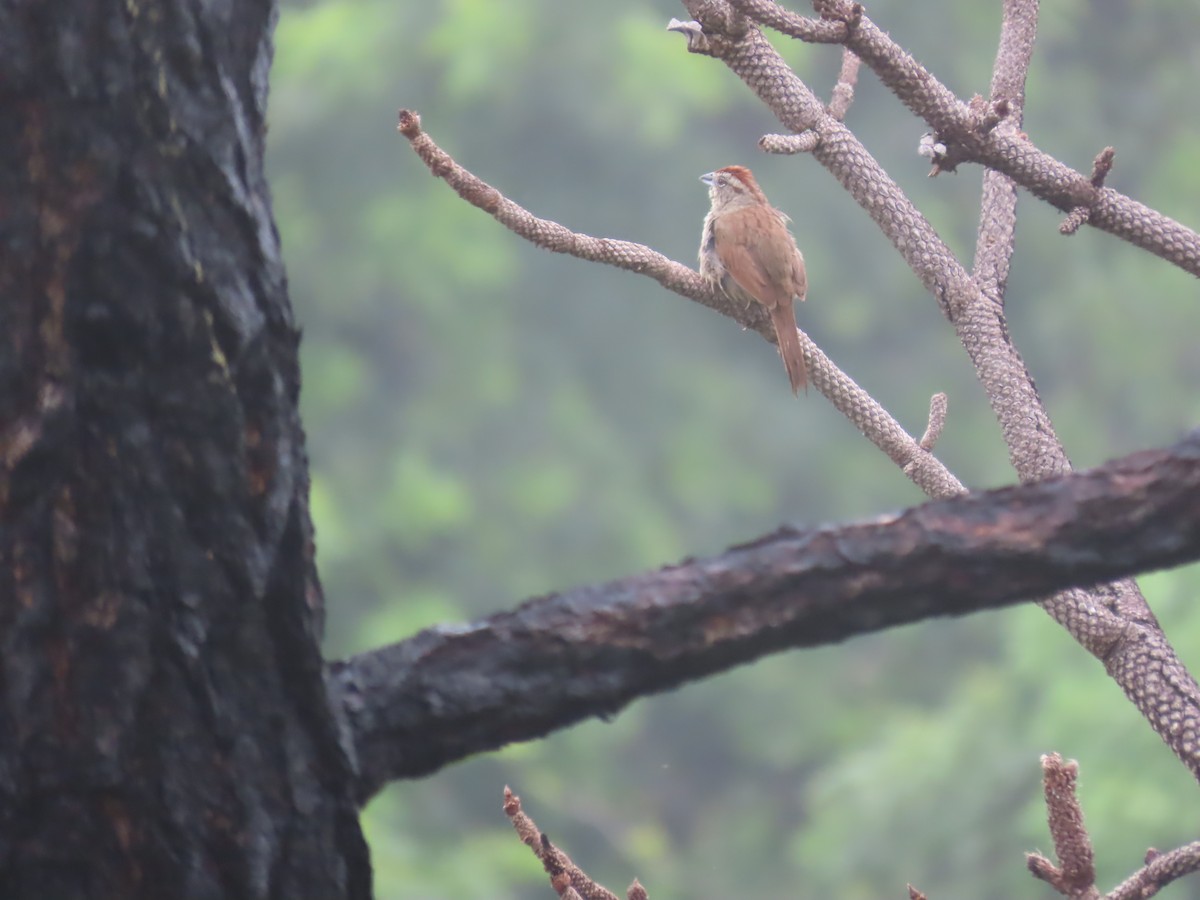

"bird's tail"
[769,305,808,395]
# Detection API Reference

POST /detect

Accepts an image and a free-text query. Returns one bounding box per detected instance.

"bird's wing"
[792,249,807,302]
[714,217,795,310]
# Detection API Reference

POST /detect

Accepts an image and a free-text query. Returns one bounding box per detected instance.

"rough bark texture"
[0,2,370,897]
[339,429,1200,799]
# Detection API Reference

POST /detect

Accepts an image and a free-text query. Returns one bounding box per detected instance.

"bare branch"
[1090,147,1116,185]
[827,47,861,121]
[803,336,965,497]
[973,0,1039,303]
[397,110,710,307]
[672,0,1200,786]
[683,0,850,42]
[668,8,1067,477]
[988,0,1038,105]
[397,108,964,500]
[724,0,1200,277]
[1059,206,1090,237]
[338,429,1200,798]
[1060,148,1116,235]
[917,393,946,451]
[759,131,820,154]
[1027,754,1100,897]
[503,788,622,900]
[1108,842,1200,900]
[1025,754,1200,898]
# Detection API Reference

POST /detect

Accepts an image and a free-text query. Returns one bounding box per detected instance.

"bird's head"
[700,165,768,212]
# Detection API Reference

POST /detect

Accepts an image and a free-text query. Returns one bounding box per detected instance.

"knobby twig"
[1061,147,1116,235]
[827,47,860,121]
[1107,842,1200,900]
[760,45,859,153]
[759,131,820,154]
[1027,754,1099,898]
[916,392,946,451]
[504,787,644,900]
[677,0,1072,482]
[675,0,1069,479]
[1025,755,1200,899]
[338,429,1200,798]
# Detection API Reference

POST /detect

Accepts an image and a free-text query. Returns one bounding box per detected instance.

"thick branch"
[397,109,963,500]
[0,0,370,894]
[336,430,1200,800]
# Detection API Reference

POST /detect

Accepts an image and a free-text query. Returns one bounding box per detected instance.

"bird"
[698,165,808,394]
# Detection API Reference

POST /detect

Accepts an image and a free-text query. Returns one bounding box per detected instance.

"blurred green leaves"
[268,0,1200,896]
[424,0,537,103]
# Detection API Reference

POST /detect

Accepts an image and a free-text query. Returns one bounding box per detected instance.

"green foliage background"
[266,1,1200,896]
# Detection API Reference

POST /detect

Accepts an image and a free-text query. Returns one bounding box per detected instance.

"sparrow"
[699,165,808,394]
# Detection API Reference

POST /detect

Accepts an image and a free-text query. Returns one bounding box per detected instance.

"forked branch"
[397,109,963,499]
[1027,754,1099,898]
[339,430,1200,797]
[672,0,1200,790]
[722,0,1200,276]
[1028,754,1200,899]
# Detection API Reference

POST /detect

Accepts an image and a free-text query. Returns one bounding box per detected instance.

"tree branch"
[1108,843,1200,900]
[675,1,1067,479]
[915,392,946,452]
[674,0,1200,787]
[726,0,1200,277]
[336,430,1200,800]
[1027,754,1099,897]
[1027,754,1200,899]
[397,109,964,500]
[972,0,1037,303]
[503,787,636,900]
[826,47,861,122]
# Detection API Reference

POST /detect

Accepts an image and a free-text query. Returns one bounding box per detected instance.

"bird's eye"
[717,176,727,186]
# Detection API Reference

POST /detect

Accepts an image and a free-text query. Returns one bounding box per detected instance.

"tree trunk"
[0,2,371,896]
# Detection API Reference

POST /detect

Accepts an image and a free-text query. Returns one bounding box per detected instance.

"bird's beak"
[699,172,715,186]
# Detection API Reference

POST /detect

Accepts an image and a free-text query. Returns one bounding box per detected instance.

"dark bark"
[0,2,370,898]
[338,429,1200,800]
[5,0,1200,893]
